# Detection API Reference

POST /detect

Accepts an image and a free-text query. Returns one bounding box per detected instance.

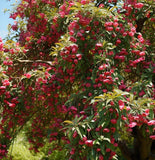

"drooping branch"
[15,59,54,67]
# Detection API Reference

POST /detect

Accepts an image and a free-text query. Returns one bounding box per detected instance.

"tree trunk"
[118,126,153,160]
[133,126,152,160]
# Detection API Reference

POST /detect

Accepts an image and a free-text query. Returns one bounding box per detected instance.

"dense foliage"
[0,0,155,159]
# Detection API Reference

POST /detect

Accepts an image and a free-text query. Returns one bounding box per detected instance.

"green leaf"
[93,139,100,145]
[149,109,154,119]
[69,7,78,10]
[104,137,110,143]
[76,127,83,139]
[100,144,105,155]
[130,93,134,102]
[114,89,129,96]
[64,120,73,124]
[109,6,117,12]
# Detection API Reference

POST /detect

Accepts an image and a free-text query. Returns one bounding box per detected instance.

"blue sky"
[0,0,18,39]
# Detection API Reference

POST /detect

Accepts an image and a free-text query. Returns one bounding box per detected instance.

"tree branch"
[16,59,54,67]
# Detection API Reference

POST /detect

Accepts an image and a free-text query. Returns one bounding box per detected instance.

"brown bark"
[16,59,54,66]
[118,140,133,160]
[136,17,148,32]
[133,126,152,160]
[118,126,153,160]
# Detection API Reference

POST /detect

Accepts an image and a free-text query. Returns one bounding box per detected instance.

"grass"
[4,132,67,160]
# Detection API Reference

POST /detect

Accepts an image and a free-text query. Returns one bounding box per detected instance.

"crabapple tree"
[0,0,155,159]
